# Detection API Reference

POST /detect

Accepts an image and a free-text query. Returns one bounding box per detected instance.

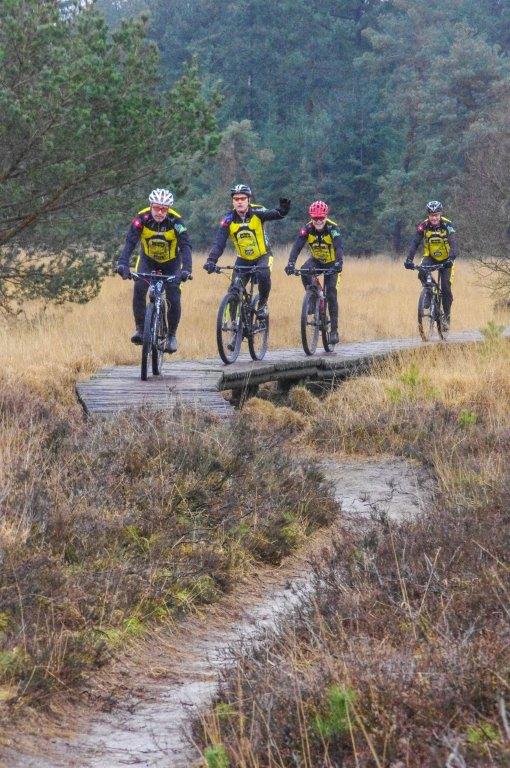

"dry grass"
[1,253,508,746]
[0,385,337,717]
[196,339,510,767]
[0,252,502,401]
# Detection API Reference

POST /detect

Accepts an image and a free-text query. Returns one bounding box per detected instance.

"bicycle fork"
[152,294,165,349]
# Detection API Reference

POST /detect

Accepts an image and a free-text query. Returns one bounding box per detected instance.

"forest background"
[1,0,509,315]
[102,0,510,256]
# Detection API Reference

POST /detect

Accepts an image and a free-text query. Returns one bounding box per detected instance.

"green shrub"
[204,744,230,768]
[313,685,356,739]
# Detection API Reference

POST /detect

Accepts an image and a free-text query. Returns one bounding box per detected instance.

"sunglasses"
[232,196,249,202]
[311,217,326,222]
[151,204,169,213]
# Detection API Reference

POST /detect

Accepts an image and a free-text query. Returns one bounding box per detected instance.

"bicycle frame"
[213,265,269,363]
[131,270,178,302]
[130,270,179,379]
[217,264,257,300]
[413,261,452,341]
[295,267,336,306]
[215,265,261,336]
[294,267,338,354]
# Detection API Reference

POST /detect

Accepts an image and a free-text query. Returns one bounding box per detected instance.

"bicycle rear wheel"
[301,290,320,355]
[152,303,166,375]
[216,293,242,364]
[141,302,155,381]
[418,289,435,342]
[248,294,269,361]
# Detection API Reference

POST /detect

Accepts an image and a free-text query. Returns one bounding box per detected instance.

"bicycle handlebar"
[411,261,453,272]
[293,267,339,276]
[130,271,189,282]
[213,265,263,273]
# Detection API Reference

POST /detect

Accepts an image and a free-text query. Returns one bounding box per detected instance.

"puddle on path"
[4,456,432,768]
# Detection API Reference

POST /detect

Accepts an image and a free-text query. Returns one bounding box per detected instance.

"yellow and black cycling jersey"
[208,203,288,263]
[408,216,458,263]
[118,207,192,270]
[288,219,344,267]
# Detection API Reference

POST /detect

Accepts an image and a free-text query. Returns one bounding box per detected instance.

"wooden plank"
[77,328,510,416]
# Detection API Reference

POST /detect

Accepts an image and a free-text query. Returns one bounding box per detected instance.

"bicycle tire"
[151,302,166,375]
[248,294,269,361]
[418,288,435,342]
[216,293,243,364]
[301,290,320,356]
[436,298,449,340]
[141,302,155,381]
[321,299,334,352]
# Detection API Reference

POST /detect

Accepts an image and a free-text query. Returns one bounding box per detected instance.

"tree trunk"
[392,220,404,254]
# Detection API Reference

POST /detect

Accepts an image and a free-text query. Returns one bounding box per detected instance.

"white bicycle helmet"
[149,188,174,207]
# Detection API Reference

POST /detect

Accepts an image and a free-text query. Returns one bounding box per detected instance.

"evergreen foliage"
[145,0,509,255]
[0,0,219,311]
[4,0,509,306]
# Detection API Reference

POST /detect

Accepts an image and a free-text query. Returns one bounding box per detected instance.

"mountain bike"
[413,261,452,342]
[294,267,338,355]
[213,265,269,364]
[130,271,180,381]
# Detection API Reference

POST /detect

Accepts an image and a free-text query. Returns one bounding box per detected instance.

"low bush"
[197,341,510,767]
[0,382,337,715]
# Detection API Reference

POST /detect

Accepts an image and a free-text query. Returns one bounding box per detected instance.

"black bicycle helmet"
[230,184,252,197]
[426,200,443,213]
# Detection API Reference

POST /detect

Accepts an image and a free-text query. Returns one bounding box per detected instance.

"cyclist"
[285,200,343,345]
[117,188,192,353]
[203,184,290,318]
[404,200,458,329]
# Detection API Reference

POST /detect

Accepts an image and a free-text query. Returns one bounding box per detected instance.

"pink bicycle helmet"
[308,200,329,219]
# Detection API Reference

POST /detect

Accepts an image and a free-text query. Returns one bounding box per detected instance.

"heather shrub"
[0,383,337,713]
[197,341,510,767]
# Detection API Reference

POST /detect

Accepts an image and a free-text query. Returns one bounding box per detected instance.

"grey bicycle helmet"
[230,184,252,197]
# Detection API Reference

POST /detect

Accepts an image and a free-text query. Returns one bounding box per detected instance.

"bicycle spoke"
[301,290,320,355]
[321,302,334,352]
[418,289,435,342]
[217,294,242,364]
[248,295,269,360]
[152,304,165,375]
[141,303,155,380]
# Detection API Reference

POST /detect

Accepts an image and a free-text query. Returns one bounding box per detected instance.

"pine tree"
[0,0,219,310]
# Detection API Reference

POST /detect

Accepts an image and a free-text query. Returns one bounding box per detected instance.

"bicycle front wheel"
[321,300,335,352]
[152,303,166,375]
[418,289,435,342]
[141,302,155,381]
[437,299,449,340]
[301,290,320,356]
[248,294,269,361]
[216,293,243,364]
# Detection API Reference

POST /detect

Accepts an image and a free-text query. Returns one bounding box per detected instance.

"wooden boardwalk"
[76,328,507,417]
